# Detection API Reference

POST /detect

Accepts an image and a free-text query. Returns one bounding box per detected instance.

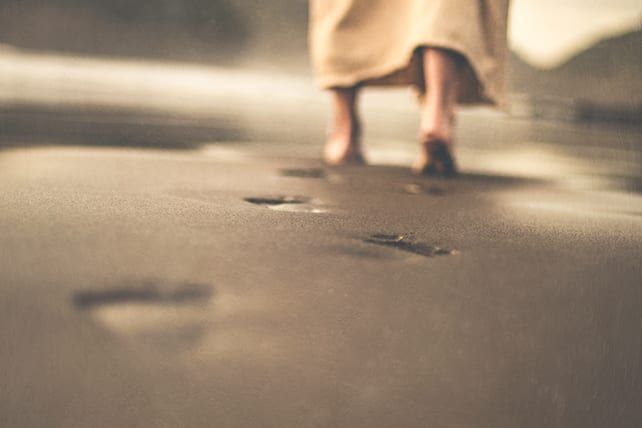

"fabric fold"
[309,0,510,106]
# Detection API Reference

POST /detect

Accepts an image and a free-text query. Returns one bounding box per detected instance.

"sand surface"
[1,50,641,427]
[1,142,640,427]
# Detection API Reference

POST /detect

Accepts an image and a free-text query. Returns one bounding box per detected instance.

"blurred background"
[0,0,640,184]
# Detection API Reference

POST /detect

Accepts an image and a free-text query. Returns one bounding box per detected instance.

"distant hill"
[509,30,642,107]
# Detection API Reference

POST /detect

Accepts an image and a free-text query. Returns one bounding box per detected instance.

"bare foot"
[413,115,457,176]
[323,123,365,166]
[324,87,365,166]
[415,47,462,177]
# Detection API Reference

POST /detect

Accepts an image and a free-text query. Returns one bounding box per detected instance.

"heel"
[430,140,458,178]
[414,139,457,178]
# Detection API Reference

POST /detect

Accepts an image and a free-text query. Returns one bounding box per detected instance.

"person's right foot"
[413,139,457,177]
[413,116,457,177]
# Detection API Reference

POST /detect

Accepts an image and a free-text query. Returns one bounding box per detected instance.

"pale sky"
[509,0,641,67]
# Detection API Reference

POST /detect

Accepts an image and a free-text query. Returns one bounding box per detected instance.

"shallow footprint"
[244,196,311,206]
[244,195,329,213]
[74,280,213,309]
[403,183,446,196]
[363,233,457,257]
[279,168,326,179]
[73,279,214,351]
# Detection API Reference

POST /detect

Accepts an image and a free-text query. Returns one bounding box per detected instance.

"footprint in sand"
[244,195,330,213]
[73,279,214,350]
[363,233,458,258]
[403,183,447,196]
[278,168,326,179]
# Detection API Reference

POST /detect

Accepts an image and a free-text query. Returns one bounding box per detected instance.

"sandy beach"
[1,50,641,427]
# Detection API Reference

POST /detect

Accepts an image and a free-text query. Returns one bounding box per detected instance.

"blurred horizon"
[1,1,640,65]
[0,1,641,118]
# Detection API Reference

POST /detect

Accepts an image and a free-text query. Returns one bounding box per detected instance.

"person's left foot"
[323,138,366,166]
[323,120,365,166]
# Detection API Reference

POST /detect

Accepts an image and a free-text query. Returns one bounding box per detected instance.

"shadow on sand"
[343,164,542,194]
[0,103,249,150]
[0,103,549,193]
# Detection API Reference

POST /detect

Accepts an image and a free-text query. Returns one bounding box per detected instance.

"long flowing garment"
[309,0,510,106]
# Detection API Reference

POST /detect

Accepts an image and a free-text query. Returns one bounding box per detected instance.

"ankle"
[330,116,361,142]
[419,122,452,144]
[420,112,454,142]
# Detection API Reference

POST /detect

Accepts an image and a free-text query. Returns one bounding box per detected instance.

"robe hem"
[313,39,505,108]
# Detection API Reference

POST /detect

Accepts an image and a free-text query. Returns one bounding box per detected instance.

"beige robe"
[309,0,510,106]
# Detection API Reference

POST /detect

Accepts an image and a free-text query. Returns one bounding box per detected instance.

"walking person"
[309,0,510,176]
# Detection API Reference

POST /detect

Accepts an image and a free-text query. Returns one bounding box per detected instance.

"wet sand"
[0,142,640,427]
[1,49,641,427]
